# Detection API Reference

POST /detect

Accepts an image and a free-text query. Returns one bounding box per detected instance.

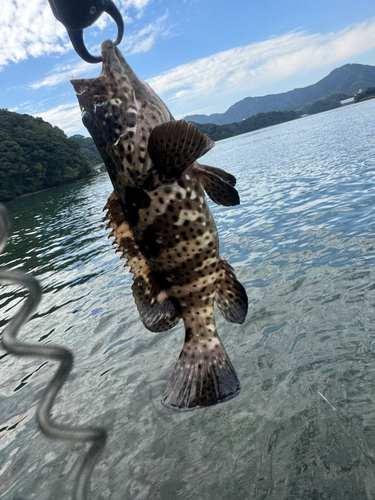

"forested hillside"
[194,92,353,141]
[195,110,299,141]
[69,134,103,166]
[0,109,92,202]
[186,63,375,125]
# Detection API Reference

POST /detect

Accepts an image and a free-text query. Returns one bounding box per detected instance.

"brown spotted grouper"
[71,40,248,411]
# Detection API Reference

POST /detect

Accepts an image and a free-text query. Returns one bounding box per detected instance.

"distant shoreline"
[6,172,107,203]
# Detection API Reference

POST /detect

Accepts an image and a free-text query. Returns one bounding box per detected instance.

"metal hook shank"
[49,0,124,63]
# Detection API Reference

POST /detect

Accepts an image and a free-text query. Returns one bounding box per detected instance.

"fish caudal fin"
[162,319,240,411]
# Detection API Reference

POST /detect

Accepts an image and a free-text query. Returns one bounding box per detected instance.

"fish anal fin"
[215,259,248,324]
[132,275,180,332]
[197,163,237,187]
[162,316,240,410]
[147,120,214,176]
[103,191,180,332]
[195,166,240,206]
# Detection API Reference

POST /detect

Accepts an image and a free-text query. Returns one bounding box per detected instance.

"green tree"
[0,109,92,202]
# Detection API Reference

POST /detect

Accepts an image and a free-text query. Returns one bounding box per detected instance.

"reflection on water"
[1,100,375,499]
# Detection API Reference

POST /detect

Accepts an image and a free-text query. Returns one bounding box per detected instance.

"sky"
[1,0,375,136]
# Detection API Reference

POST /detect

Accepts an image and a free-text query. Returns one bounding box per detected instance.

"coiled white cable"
[0,203,107,500]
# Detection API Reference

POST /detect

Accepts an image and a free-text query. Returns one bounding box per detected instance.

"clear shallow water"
[1,99,375,499]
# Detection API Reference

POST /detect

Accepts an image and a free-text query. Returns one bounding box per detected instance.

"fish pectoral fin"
[215,258,248,324]
[162,333,240,411]
[196,163,237,187]
[104,191,180,332]
[132,276,180,332]
[147,120,214,176]
[195,165,240,206]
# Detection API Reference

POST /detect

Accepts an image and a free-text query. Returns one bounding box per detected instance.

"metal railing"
[0,203,107,500]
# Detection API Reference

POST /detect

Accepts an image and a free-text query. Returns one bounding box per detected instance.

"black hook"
[48,0,124,63]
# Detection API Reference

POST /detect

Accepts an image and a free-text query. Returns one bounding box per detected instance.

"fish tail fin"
[162,318,240,411]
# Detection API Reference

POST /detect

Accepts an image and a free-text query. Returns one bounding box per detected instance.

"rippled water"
[1,100,375,499]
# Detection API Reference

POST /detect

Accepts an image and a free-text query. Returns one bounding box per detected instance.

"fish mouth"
[100,39,124,77]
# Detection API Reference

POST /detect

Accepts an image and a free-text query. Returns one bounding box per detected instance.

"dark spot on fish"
[185,328,193,341]
[168,204,174,212]
[121,186,150,227]
[82,111,92,128]
[169,297,182,315]
[140,226,159,258]
[126,112,137,128]
[141,174,156,191]
[139,157,145,163]
[126,154,132,164]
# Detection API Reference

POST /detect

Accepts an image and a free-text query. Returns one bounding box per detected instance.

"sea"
[1,99,375,500]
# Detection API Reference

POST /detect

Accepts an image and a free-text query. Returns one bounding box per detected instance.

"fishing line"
[0,203,107,500]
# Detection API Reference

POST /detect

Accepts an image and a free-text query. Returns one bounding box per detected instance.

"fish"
[71,40,248,411]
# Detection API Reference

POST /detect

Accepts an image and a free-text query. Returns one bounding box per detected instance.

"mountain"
[186,64,375,125]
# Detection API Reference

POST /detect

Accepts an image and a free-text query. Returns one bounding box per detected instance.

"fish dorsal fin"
[147,120,214,176]
[104,192,180,332]
[194,165,240,206]
[197,164,237,187]
[215,258,248,324]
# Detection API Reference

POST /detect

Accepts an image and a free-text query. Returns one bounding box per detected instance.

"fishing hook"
[48,0,124,63]
[0,204,107,500]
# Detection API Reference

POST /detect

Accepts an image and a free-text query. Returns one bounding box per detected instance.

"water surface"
[1,100,375,499]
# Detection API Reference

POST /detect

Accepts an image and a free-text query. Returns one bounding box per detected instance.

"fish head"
[71,40,173,191]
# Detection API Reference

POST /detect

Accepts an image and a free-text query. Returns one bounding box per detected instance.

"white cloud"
[0,0,69,69]
[29,60,96,89]
[26,18,375,136]
[0,0,154,70]
[33,103,83,134]
[147,19,375,110]
[28,13,172,90]
[119,13,172,55]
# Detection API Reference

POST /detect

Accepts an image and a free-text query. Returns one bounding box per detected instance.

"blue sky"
[1,0,375,136]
